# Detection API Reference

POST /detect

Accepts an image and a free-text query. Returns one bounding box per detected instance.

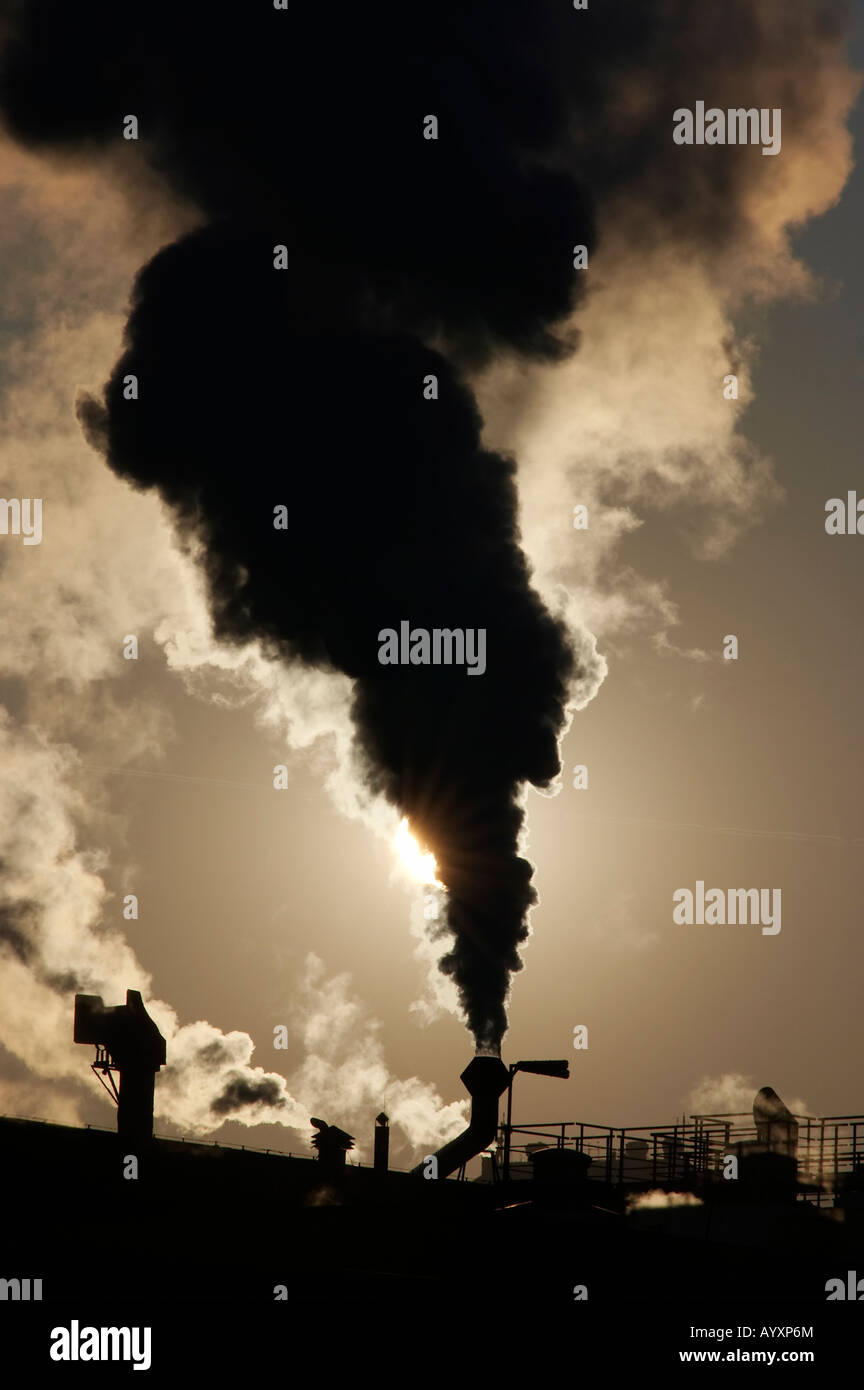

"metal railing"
[499,1110,864,1204]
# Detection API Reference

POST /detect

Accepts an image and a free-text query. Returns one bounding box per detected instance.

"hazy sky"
[0,2,862,1167]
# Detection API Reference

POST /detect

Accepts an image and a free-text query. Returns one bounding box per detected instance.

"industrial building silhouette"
[1,990,862,1308]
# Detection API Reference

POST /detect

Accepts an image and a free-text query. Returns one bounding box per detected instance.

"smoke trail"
[0,0,858,1054]
[0,137,473,1149]
[0,2,599,1052]
[76,228,582,1055]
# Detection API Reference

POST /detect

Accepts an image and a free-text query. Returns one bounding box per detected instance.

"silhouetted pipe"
[412,1055,509,1178]
[374,1112,389,1173]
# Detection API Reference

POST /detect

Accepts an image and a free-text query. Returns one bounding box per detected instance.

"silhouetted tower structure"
[374,1112,389,1173]
[74,990,166,1147]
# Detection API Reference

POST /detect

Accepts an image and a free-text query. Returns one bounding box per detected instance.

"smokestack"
[412,1054,509,1179]
[73,989,166,1146]
[374,1112,389,1174]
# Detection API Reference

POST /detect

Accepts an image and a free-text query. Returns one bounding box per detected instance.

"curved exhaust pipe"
[412,1054,509,1178]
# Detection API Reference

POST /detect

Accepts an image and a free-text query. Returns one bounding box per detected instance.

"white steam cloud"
[0,137,468,1150]
[687,1072,810,1118]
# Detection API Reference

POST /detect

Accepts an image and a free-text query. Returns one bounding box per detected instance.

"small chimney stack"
[374,1112,389,1173]
[310,1118,355,1182]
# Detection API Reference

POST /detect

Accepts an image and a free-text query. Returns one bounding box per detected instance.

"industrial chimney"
[412,1054,509,1179]
[374,1112,389,1174]
[74,990,166,1147]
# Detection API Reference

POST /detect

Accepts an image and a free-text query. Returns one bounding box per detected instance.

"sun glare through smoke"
[395,817,442,886]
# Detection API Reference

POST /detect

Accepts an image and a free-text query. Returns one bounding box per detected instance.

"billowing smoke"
[0,706,465,1152]
[0,137,468,1151]
[478,0,860,645]
[0,1,604,1052]
[687,1072,810,1118]
[0,0,859,1060]
[0,706,308,1134]
[79,251,581,1052]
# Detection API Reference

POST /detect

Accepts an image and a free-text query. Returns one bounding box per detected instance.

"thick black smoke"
[1,1,850,1049]
[212,1075,288,1119]
[0,0,601,1051]
[74,223,578,1051]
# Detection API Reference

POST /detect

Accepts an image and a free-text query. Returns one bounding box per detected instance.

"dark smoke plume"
[211,1075,288,1118]
[1,0,851,1049]
[74,228,578,1052]
[0,0,597,1051]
